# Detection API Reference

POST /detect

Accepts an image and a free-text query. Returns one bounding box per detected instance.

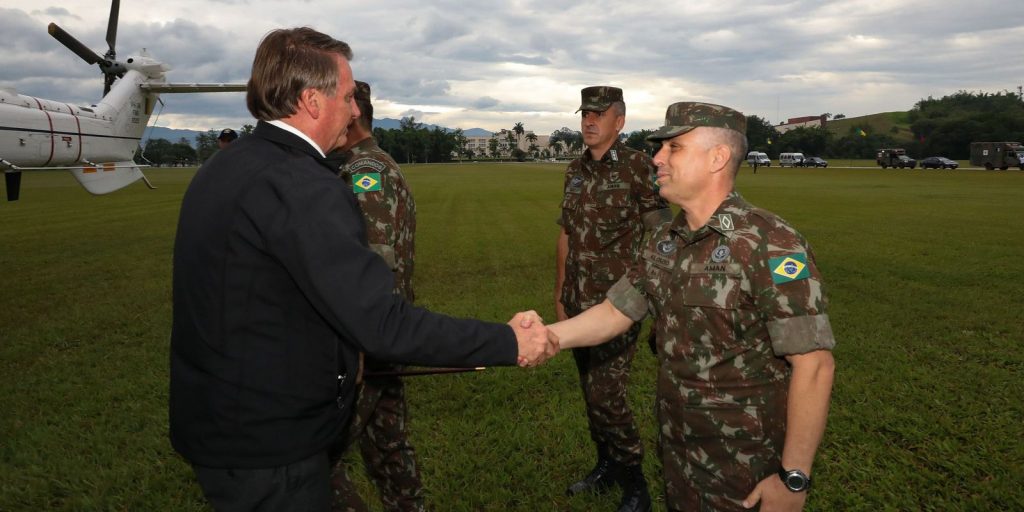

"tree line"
[137,90,1023,166]
[742,90,1024,159]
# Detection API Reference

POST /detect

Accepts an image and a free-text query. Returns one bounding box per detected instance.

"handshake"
[508,311,560,367]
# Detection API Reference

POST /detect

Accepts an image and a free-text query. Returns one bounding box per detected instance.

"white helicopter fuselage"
[0,75,146,167]
[0,54,203,197]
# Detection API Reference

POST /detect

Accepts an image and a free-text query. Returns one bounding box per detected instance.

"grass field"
[2,163,1022,511]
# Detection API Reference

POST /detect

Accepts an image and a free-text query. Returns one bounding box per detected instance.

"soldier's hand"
[555,300,568,322]
[742,474,807,511]
[509,310,559,367]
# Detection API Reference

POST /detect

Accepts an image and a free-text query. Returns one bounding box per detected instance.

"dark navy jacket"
[170,121,516,468]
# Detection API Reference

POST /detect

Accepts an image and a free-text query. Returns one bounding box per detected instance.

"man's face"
[580,108,624,150]
[651,128,714,205]
[322,56,360,152]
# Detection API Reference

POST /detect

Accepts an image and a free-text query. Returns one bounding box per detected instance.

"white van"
[779,152,805,167]
[747,151,770,167]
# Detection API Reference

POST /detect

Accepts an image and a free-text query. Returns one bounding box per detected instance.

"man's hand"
[555,299,568,322]
[743,474,807,511]
[508,310,559,367]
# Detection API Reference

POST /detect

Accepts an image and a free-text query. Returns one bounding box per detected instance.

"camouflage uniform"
[328,136,424,512]
[559,138,671,466]
[607,192,836,511]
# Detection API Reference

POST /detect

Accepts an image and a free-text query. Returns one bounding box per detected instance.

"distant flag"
[919,134,926,143]
[858,128,867,137]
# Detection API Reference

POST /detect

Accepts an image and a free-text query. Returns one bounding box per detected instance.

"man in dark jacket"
[170,27,557,511]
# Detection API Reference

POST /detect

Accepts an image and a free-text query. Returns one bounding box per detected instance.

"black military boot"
[615,464,652,512]
[565,444,620,496]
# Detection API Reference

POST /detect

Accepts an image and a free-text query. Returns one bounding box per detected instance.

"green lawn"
[1,163,1022,510]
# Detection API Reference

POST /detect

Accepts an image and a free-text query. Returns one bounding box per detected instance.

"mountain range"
[143,119,494,146]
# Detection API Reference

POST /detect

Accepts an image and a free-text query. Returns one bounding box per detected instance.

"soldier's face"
[322,56,361,152]
[652,129,715,204]
[581,109,624,149]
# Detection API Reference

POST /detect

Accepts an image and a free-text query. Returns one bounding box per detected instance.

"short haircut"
[355,95,373,131]
[610,101,626,116]
[702,127,748,176]
[246,27,353,121]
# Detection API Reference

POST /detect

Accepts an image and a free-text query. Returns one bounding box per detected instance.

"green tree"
[745,115,777,156]
[623,129,654,154]
[907,90,1024,159]
[488,137,499,160]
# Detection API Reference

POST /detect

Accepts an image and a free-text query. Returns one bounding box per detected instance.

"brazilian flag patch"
[768,253,809,284]
[352,172,381,193]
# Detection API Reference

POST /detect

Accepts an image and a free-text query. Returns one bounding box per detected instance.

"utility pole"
[1018,85,1023,101]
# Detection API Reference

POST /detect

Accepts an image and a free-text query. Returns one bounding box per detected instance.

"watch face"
[782,471,809,492]
[785,473,806,491]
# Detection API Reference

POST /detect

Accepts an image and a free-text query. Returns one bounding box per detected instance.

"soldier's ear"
[709,144,731,174]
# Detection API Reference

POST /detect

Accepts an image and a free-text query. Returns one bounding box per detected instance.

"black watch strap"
[778,468,812,492]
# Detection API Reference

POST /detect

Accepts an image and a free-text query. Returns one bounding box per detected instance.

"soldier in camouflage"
[556,86,672,512]
[325,81,424,512]
[550,102,836,512]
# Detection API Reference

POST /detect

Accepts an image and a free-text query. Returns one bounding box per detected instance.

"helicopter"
[0,0,246,201]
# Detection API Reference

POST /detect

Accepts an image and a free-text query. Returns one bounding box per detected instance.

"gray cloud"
[4,0,1023,134]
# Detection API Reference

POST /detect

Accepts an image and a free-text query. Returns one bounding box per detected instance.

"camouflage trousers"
[569,312,644,466]
[331,368,425,512]
[656,387,787,512]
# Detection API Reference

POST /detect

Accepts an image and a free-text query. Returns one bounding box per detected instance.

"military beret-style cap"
[354,81,371,102]
[646,102,747,141]
[575,86,623,113]
[217,128,238,141]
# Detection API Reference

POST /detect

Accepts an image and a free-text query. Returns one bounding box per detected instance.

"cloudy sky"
[3,0,1023,135]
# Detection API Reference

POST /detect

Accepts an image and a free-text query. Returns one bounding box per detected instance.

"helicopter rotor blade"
[48,23,102,65]
[105,0,120,57]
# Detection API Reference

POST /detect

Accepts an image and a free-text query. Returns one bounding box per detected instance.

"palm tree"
[513,122,525,150]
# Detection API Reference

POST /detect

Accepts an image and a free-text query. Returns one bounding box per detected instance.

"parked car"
[803,156,828,168]
[920,156,959,169]
[892,155,917,169]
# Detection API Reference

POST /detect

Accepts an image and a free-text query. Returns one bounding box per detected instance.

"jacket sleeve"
[263,171,517,367]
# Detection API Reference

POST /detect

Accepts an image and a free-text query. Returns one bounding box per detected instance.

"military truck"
[876,148,915,169]
[970,142,1023,170]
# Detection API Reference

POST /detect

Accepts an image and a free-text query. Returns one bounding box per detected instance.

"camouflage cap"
[354,81,371,103]
[575,86,623,113]
[646,102,746,141]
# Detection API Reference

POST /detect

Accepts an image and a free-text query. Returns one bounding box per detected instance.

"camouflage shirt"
[608,191,836,408]
[334,137,416,301]
[559,140,670,311]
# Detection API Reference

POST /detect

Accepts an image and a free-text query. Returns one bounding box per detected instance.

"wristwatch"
[778,468,812,492]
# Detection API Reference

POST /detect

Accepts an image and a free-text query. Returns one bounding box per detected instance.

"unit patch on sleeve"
[348,158,387,173]
[352,172,382,193]
[768,253,809,284]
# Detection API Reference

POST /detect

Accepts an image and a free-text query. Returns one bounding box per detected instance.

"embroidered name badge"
[598,182,629,192]
[352,173,381,193]
[769,253,809,284]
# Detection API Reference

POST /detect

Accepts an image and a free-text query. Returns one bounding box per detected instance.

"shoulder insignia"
[718,214,735,231]
[352,172,382,193]
[768,253,809,284]
[348,157,388,173]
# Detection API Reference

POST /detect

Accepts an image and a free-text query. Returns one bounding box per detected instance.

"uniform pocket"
[682,273,742,310]
[682,404,766,441]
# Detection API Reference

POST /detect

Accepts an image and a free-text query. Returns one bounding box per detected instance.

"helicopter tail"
[69,161,152,195]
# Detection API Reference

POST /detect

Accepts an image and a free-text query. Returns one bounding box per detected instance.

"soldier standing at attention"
[325,81,424,512]
[555,86,672,512]
[549,102,836,512]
